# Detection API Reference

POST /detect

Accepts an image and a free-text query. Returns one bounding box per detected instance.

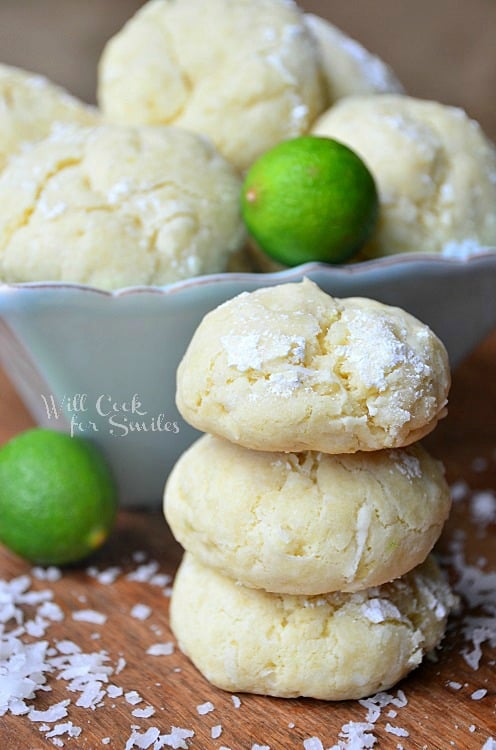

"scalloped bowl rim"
[1,248,496,297]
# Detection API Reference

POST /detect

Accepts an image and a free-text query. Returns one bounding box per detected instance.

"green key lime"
[241,135,379,266]
[0,428,118,566]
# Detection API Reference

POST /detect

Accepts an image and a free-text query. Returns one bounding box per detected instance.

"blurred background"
[0,0,494,140]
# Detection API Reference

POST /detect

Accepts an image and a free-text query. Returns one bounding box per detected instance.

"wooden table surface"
[1,331,496,749]
[1,1,495,747]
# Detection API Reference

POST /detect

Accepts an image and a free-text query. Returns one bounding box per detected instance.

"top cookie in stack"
[176,278,450,453]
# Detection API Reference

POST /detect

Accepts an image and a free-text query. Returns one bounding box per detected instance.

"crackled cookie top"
[176,279,450,453]
[0,123,244,289]
[170,553,457,700]
[313,94,496,257]
[165,435,451,594]
[0,63,98,172]
[98,0,328,171]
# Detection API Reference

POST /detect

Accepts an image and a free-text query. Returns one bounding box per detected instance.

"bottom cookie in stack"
[170,552,457,701]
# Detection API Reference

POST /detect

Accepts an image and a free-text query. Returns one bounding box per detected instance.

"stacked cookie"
[164,279,457,700]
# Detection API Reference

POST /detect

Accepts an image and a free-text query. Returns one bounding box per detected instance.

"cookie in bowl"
[0,123,245,289]
[313,95,496,258]
[305,14,404,101]
[0,63,98,172]
[97,0,328,171]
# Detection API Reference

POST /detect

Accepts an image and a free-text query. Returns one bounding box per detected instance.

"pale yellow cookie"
[98,0,328,171]
[164,435,451,595]
[305,14,404,102]
[176,280,450,453]
[0,63,98,172]
[312,95,496,257]
[170,553,457,700]
[0,123,244,289]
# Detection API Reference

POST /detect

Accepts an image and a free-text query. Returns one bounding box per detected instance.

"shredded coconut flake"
[132,705,155,718]
[303,739,324,750]
[211,725,222,739]
[471,688,487,700]
[196,701,214,715]
[385,724,409,737]
[155,726,194,749]
[146,642,174,656]
[72,609,107,625]
[125,690,142,706]
[130,604,152,621]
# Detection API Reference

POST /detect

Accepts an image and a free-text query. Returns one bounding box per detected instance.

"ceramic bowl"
[1,249,496,508]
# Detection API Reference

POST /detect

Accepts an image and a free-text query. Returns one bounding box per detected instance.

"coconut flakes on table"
[45,721,82,740]
[471,688,488,700]
[86,565,122,585]
[328,721,376,750]
[384,723,409,738]
[445,532,496,669]
[211,724,222,739]
[107,684,124,698]
[72,609,107,625]
[303,739,324,750]
[131,603,152,621]
[470,490,496,526]
[125,726,161,749]
[75,680,106,709]
[0,636,54,717]
[146,641,174,656]
[196,700,214,715]
[127,562,160,583]
[154,726,195,749]
[28,699,71,723]
[447,681,463,690]
[31,567,62,583]
[125,690,142,706]
[132,704,156,718]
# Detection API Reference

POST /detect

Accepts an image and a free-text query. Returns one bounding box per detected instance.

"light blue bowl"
[1,250,496,507]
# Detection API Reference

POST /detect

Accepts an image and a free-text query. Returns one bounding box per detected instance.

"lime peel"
[241,135,379,267]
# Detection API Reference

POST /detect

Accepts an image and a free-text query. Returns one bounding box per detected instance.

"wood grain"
[1,333,496,749]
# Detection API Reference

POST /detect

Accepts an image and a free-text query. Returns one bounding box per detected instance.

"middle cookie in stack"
[165,279,456,700]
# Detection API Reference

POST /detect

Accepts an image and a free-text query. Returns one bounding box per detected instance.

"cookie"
[305,14,404,102]
[0,123,244,289]
[312,95,496,257]
[0,63,97,172]
[164,435,451,595]
[176,280,450,453]
[170,553,457,700]
[97,0,328,171]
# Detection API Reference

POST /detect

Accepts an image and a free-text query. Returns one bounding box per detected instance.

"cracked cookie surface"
[164,435,451,594]
[176,280,450,453]
[0,123,244,289]
[170,553,457,700]
[0,63,98,172]
[97,0,327,171]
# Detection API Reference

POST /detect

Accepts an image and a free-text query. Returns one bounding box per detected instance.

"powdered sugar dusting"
[221,332,308,396]
[388,450,422,480]
[336,309,430,399]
